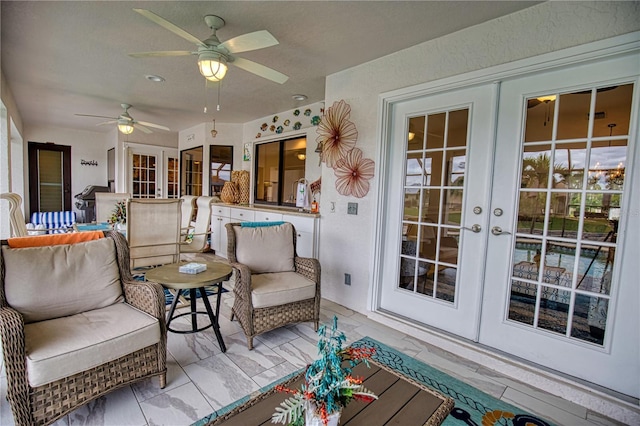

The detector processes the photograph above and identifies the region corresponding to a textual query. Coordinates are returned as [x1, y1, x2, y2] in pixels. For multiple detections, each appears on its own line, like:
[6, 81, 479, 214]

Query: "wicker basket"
[236, 171, 250, 205]
[220, 181, 238, 204]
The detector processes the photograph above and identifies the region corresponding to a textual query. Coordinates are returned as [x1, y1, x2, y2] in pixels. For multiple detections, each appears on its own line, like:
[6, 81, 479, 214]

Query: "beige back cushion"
[2, 237, 124, 323]
[234, 223, 295, 273]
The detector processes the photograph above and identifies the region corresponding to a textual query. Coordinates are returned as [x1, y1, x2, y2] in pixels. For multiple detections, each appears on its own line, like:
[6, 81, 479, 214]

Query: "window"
[181, 146, 203, 196]
[254, 137, 306, 206]
[210, 145, 233, 196]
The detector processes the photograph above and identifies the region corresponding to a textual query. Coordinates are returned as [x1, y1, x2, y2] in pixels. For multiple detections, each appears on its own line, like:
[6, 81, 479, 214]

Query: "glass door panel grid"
[132, 153, 157, 199]
[509, 84, 632, 346]
[167, 157, 178, 198]
[400, 108, 468, 303]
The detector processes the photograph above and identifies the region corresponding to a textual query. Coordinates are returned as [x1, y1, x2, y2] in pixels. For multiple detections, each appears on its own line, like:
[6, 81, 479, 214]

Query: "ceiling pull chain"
[203, 79, 209, 113]
[217, 81, 221, 112]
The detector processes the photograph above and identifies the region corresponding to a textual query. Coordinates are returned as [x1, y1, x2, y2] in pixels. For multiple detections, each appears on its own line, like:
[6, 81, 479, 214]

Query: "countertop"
[211, 203, 319, 218]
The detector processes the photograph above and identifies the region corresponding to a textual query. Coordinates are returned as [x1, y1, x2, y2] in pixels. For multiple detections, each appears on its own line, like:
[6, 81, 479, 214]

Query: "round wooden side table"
[145, 261, 232, 352]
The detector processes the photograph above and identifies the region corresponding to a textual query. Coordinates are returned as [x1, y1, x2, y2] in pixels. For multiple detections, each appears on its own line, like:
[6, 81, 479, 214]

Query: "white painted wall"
[179, 121, 243, 196]
[24, 125, 111, 218]
[115, 129, 178, 193]
[243, 101, 324, 187]
[1, 70, 25, 238]
[319, 1, 640, 312]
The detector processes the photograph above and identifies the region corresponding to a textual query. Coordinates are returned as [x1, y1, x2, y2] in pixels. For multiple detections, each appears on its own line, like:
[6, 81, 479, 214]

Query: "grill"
[74, 185, 110, 223]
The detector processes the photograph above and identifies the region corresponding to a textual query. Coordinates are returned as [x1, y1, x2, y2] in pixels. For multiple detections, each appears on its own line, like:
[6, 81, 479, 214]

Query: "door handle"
[491, 226, 512, 236]
[462, 224, 482, 233]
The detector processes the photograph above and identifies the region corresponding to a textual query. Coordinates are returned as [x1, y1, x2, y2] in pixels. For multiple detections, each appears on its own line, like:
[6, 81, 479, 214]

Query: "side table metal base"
[165, 283, 227, 352]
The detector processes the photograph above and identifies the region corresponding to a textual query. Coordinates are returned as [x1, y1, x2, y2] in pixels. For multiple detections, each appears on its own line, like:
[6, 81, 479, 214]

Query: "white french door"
[379, 84, 497, 340]
[480, 54, 639, 397]
[128, 146, 179, 198]
[165, 154, 179, 199]
[378, 51, 639, 397]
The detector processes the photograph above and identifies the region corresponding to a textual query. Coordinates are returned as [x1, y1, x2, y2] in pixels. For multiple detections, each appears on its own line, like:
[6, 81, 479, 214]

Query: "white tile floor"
[0, 256, 632, 426]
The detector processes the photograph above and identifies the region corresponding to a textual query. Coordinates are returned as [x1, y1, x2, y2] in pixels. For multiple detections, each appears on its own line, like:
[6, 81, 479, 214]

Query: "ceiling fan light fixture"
[118, 122, 135, 135]
[198, 53, 228, 81]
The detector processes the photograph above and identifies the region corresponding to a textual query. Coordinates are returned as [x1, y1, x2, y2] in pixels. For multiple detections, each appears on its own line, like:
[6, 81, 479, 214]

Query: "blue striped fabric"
[30, 211, 77, 233]
[240, 221, 285, 228]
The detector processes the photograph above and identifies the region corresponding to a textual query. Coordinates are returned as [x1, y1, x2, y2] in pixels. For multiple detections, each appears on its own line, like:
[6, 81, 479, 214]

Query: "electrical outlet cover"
[347, 202, 358, 215]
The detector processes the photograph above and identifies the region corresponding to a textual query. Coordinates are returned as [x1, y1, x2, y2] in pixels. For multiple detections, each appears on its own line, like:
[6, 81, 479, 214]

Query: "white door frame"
[370, 33, 640, 397]
[377, 83, 498, 340]
[124, 142, 178, 198]
[372, 32, 640, 312]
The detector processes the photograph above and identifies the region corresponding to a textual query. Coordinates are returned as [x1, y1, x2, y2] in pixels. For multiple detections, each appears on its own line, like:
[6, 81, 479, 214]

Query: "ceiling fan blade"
[232, 57, 289, 84]
[129, 50, 193, 58]
[137, 121, 170, 131]
[134, 8, 207, 48]
[134, 124, 153, 134]
[96, 120, 118, 126]
[219, 30, 278, 54]
[75, 114, 118, 120]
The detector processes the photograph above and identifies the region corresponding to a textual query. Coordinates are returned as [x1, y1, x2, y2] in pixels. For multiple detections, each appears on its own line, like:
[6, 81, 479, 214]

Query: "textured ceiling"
[1, 1, 540, 136]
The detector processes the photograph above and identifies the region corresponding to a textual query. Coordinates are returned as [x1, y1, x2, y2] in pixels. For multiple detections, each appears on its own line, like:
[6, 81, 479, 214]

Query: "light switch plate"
[347, 202, 358, 215]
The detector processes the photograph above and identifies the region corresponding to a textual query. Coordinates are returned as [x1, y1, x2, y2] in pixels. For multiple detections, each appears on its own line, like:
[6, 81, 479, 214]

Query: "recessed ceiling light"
[292, 94, 308, 101]
[145, 74, 165, 83]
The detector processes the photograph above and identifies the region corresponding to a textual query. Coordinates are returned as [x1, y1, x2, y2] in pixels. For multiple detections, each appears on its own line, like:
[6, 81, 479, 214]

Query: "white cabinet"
[230, 207, 255, 222]
[283, 214, 319, 259]
[210, 206, 230, 258]
[255, 211, 283, 223]
[209, 204, 319, 259]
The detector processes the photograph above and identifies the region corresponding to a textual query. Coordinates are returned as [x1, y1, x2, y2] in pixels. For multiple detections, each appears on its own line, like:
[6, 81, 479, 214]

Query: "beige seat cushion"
[251, 271, 316, 309]
[24, 303, 160, 387]
[234, 223, 295, 273]
[2, 237, 124, 323]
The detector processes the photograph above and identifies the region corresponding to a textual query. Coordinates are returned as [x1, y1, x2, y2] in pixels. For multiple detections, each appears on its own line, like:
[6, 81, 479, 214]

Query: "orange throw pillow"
[7, 231, 104, 248]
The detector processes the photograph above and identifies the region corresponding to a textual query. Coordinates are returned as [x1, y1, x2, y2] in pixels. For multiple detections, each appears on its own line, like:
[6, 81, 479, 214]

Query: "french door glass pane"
[132, 154, 157, 198]
[399, 108, 467, 303]
[167, 157, 179, 198]
[508, 83, 632, 346]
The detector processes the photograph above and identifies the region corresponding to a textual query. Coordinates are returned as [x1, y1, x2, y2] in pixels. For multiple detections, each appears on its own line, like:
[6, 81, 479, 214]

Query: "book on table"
[179, 263, 207, 274]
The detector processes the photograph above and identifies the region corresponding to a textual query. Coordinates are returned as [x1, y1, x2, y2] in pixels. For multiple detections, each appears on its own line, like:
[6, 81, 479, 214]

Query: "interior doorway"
[27, 141, 71, 216]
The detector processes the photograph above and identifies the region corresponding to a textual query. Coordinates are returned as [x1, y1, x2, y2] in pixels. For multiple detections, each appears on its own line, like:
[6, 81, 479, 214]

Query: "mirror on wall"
[181, 146, 203, 196]
[210, 145, 233, 196]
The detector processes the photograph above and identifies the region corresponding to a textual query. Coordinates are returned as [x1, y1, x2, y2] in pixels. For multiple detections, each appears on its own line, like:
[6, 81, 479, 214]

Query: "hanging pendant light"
[211, 119, 218, 138]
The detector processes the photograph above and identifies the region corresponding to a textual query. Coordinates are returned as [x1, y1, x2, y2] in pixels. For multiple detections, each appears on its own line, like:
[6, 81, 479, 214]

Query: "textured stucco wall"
[24, 124, 111, 217]
[319, 1, 640, 312]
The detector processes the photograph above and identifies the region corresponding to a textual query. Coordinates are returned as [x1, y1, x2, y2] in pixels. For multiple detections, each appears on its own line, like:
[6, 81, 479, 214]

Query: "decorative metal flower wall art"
[315, 100, 358, 168]
[334, 148, 375, 198]
[316, 99, 375, 198]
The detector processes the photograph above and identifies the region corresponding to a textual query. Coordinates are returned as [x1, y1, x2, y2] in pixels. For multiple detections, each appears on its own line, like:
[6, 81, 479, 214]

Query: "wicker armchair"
[226, 222, 321, 349]
[0, 230, 167, 426]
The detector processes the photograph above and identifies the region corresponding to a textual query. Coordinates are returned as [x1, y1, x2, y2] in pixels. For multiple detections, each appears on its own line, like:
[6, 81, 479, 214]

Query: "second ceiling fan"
[129, 9, 289, 84]
[75, 104, 170, 135]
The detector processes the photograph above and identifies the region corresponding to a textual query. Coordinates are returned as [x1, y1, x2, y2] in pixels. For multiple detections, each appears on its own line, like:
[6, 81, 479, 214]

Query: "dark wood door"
[28, 142, 72, 216]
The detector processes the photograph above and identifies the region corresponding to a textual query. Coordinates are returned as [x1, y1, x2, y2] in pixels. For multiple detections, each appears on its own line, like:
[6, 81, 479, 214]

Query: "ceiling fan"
[129, 9, 289, 84]
[75, 103, 170, 135]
